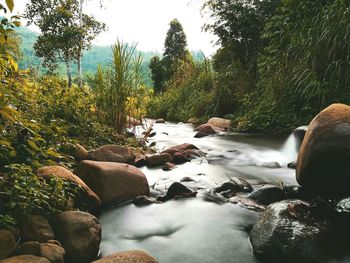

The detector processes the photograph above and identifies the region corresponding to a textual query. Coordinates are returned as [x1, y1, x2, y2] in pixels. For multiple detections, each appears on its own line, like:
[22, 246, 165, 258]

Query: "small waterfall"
[280, 126, 308, 165]
[280, 134, 299, 164]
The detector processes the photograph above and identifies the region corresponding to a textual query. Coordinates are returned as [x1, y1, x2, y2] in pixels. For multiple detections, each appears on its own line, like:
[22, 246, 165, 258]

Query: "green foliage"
[147, 56, 216, 122]
[0, 164, 83, 228]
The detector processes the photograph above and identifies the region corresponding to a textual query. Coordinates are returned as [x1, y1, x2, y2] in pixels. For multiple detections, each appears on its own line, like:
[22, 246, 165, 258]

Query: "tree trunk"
[77, 0, 84, 87]
[66, 59, 72, 87]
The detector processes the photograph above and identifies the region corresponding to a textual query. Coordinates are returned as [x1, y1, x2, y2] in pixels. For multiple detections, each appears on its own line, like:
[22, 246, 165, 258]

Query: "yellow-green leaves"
[5, 0, 14, 13]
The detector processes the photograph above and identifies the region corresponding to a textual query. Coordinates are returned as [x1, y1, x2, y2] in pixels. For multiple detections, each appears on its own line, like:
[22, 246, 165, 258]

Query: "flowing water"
[99, 121, 300, 263]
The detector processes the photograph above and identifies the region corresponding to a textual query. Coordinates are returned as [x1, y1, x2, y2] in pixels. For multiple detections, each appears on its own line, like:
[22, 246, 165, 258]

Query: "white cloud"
[14, 0, 218, 56]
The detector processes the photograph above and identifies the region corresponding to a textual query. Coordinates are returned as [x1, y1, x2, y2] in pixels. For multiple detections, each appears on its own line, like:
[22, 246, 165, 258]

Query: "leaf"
[5, 0, 14, 12]
[27, 140, 41, 152]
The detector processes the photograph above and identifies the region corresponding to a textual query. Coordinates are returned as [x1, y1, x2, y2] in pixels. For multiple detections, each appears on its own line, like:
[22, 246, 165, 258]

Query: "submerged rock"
[261, 162, 281, 169]
[288, 161, 297, 169]
[155, 118, 165, 123]
[248, 185, 286, 205]
[250, 200, 331, 263]
[146, 153, 173, 167]
[194, 124, 217, 136]
[92, 250, 159, 263]
[158, 182, 197, 202]
[133, 196, 159, 206]
[214, 181, 244, 198]
[297, 103, 350, 198]
[230, 196, 265, 212]
[75, 161, 150, 206]
[51, 211, 101, 263]
[162, 162, 176, 171]
[180, 177, 196, 182]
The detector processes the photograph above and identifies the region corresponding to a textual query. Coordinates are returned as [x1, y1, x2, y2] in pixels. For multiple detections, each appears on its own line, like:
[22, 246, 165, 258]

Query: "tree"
[25, 0, 105, 87]
[149, 55, 165, 94]
[162, 19, 189, 80]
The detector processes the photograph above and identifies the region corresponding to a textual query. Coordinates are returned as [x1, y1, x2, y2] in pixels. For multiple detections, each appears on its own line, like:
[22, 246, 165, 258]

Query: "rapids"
[99, 121, 300, 263]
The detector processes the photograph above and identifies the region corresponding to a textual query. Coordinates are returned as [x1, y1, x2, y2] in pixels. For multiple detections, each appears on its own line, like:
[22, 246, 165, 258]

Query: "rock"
[170, 143, 199, 152]
[51, 211, 101, 263]
[283, 185, 312, 200]
[74, 144, 89, 161]
[187, 117, 200, 124]
[214, 181, 243, 198]
[158, 182, 197, 202]
[297, 104, 350, 198]
[88, 145, 136, 165]
[0, 230, 16, 259]
[194, 131, 210, 138]
[155, 118, 165, 123]
[287, 161, 297, 169]
[335, 198, 350, 215]
[36, 166, 101, 212]
[20, 215, 55, 243]
[162, 162, 176, 171]
[135, 153, 147, 168]
[180, 177, 196, 182]
[92, 250, 159, 263]
[172, 152, 190, 164]
[250, 200, 331, 262]
[261, 162, 281, 169]
[230, 196, 265, 212]
[194, 124, 216, 135]
[133, 196, 159, 206]
[0, 255, 50, 263]
[40, 243, 65, 263]
[207, 117, 231, 130]
[148, 132, 156, 137]
[146, 153, 173, 167]
[229, 177, 253, 193]
[293, 125, 308, 148]
[182, 149, 206, 158]
[75, 161, 150, 206]
[12, 241, 40, 256]
[248, 185, 286, 205]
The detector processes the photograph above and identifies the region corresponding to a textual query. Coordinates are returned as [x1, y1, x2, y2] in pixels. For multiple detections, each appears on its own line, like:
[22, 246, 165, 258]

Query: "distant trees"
[149, 19, 189, 94]
[24, 0, 105, 87]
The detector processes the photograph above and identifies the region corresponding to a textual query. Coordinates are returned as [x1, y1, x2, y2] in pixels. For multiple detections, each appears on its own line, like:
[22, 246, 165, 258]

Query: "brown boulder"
[92, 250, 159, 263]
[296, 103, 350, 197]
[162, 162, 176, 171]
[36, 166, 101, 212]
[146, 153, 173, 167]
[194, 124, 217, 135]
[0, 230, 16, 259]
[0, 255, 50, 263]
[207, 117, 231, 130]
[172, 152, 190, 164]
[75, 161, 149, 206]
[51, 211, 101, 263]
[12, 241, 41, 256]
[135, 153, 147, 168]
[170, 143, 199, 152]
[183, 149, 206, 158]
[20, 215, 55, 243]
[74, 144, 89, 161]
[88, 145, 135, 165]
[40, 243, 65, 263]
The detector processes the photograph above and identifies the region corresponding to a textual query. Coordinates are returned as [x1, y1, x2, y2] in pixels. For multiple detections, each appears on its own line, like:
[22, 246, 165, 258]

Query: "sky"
[14, 0, 218, 56]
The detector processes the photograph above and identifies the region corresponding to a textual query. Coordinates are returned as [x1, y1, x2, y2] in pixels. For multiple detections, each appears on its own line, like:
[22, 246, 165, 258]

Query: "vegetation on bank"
[147, 0, 350, 134]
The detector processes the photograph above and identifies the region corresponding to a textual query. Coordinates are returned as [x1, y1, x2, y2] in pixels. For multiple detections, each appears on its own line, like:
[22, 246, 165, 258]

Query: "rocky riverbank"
[2, 104, 350, 263]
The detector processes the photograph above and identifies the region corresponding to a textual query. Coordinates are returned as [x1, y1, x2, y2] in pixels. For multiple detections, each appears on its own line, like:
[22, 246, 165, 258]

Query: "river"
[98, 121, 300, 263]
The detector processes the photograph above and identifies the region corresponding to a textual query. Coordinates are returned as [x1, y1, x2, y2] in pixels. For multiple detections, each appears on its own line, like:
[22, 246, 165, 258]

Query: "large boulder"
[207, 117, 231, 130]
[92, 250, 159, 263]
[51, 211, 101, 263]
[75, 161, 149, 206]
[0, 255, 50, 263]
[40, 243, 65, 263]
[0, 230, 16, 259]
[88, 145, 136, 165]
[36, 166, 101, 212]
[12, 241, 41, 256]
[20, 215, 55, 243]
[296, 104, 350, 197]
[250, 200, 330, 263]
